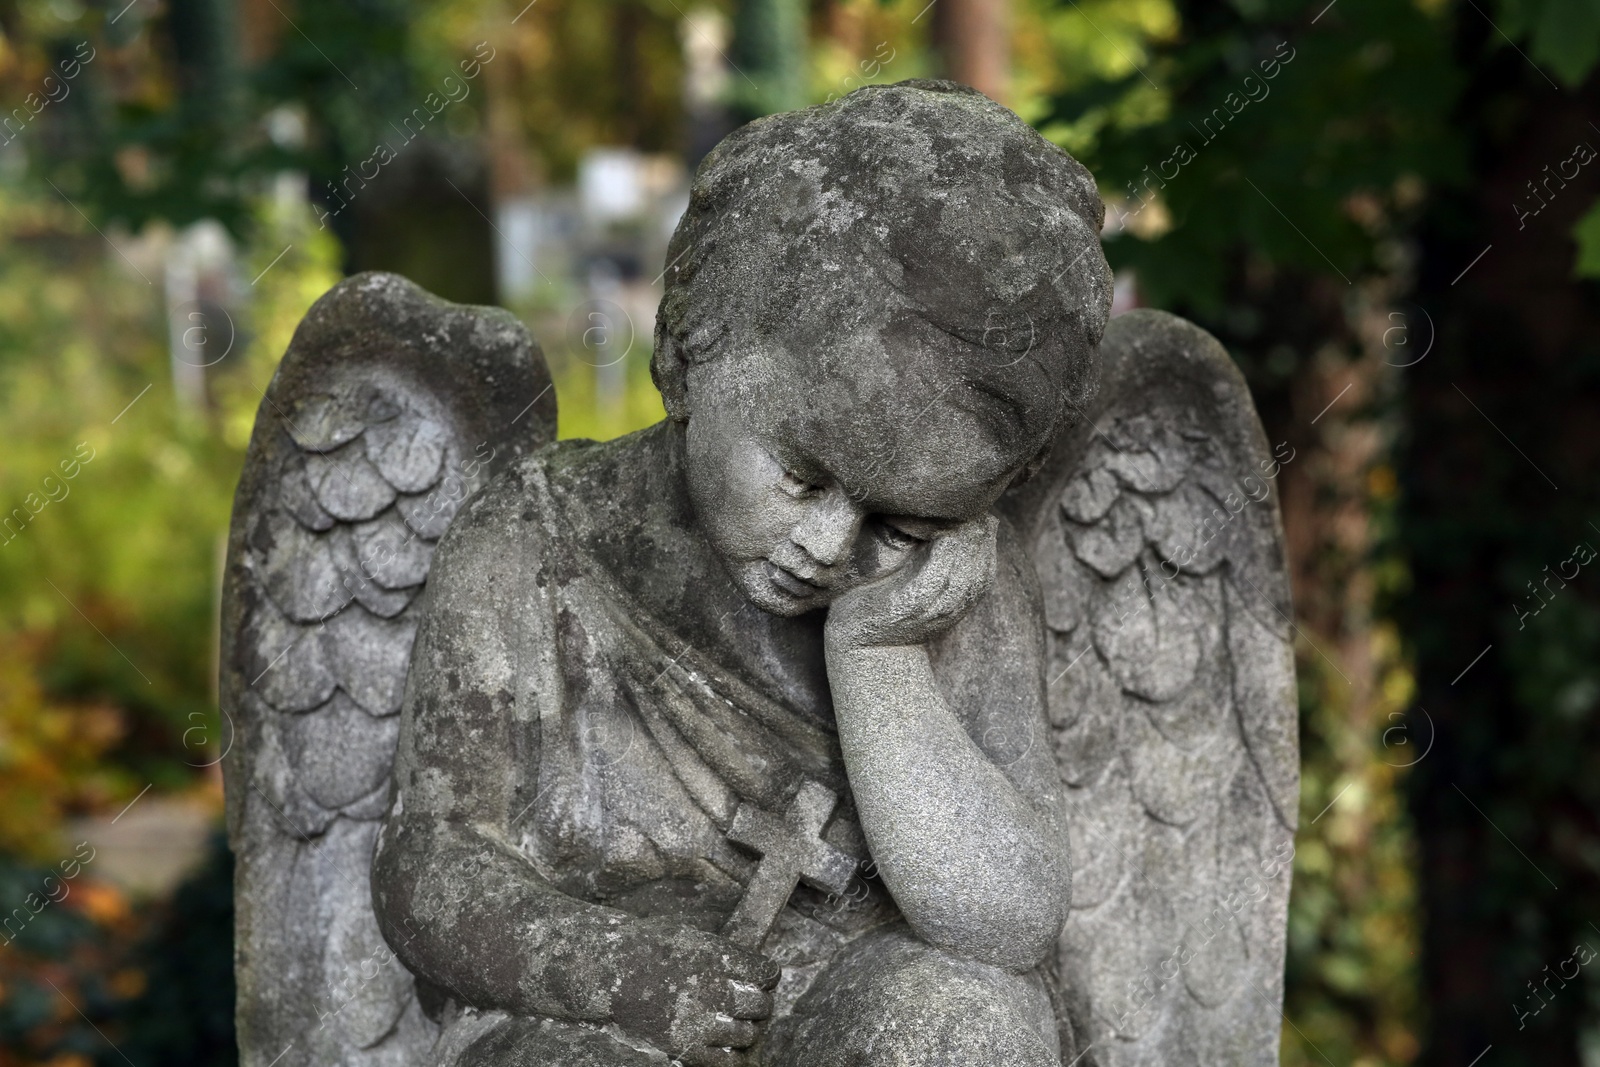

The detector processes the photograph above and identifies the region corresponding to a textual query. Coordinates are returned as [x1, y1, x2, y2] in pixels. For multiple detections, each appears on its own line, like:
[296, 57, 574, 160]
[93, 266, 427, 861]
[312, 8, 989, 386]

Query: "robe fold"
[470, 450, 895, 1016]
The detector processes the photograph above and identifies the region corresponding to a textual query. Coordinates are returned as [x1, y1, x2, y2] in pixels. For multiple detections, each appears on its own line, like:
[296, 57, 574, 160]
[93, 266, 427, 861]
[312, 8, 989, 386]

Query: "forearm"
[371, 814, 647, 1021]
[825, 642, 1068, 970]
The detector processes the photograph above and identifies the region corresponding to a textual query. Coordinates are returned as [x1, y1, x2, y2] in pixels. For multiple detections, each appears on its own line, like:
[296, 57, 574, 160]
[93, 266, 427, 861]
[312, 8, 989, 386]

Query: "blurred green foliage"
[0, 154, 340, 1065]
[1045, 0, 1463, 312]
[1494, 0, 1600, 87]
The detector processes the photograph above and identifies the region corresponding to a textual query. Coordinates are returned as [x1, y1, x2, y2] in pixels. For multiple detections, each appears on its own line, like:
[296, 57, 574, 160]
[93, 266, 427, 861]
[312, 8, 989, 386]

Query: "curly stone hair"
[652, 79, 1113, 462]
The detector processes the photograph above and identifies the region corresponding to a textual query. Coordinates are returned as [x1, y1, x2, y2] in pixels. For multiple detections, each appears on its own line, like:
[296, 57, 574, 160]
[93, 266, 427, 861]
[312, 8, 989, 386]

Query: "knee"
[861, 960, 1060, 1066]
[772, 930, 1061, 1067]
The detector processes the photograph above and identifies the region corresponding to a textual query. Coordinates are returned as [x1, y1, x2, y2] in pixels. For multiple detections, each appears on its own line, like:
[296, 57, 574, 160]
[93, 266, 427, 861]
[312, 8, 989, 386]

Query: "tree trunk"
[1403, 24, 1600, 1067]
[932, 0, 1009, 104]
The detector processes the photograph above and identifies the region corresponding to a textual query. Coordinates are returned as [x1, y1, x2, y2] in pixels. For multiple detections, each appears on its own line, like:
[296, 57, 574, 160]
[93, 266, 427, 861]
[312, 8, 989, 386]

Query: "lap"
[436, 926, 1068, 1067]
[763, 924, 1065, 1067]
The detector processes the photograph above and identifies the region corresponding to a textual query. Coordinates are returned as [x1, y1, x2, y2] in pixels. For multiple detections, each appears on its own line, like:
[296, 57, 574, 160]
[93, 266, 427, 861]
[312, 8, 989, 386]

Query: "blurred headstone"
[68, 794, 217, 899]
[346, 139, 499, 307]
[580, 148, 647, 222]
[495, 196, 542, 299]
[682, 6, 734, 168]
[164, 219, 238, 415]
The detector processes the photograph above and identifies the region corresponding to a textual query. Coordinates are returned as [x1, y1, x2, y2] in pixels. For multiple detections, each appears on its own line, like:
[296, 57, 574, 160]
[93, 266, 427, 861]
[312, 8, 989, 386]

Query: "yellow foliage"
[67, 881, 130, 927]
[0, 639, 129, 863]
[108, 967, 147, 1000]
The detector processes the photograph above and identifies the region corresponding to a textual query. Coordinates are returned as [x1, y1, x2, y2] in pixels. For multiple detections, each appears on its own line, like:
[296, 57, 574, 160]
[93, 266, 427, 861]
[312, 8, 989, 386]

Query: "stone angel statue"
[222, 80, 1298, 1067]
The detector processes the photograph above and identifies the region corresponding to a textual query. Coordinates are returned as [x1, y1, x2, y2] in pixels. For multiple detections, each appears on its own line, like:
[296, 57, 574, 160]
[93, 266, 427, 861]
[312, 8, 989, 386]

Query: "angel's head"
[652, 80, 1114, 616]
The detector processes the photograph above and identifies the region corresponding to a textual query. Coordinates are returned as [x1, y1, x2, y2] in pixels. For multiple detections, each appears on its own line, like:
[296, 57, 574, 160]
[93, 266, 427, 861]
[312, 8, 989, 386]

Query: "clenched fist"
[608, 921, 781, 1066]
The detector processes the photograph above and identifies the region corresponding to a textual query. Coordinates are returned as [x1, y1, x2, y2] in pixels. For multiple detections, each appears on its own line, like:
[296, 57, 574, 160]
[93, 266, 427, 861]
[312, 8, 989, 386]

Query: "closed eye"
[778, 468, 821, 499]
[874, 520, 926, 551]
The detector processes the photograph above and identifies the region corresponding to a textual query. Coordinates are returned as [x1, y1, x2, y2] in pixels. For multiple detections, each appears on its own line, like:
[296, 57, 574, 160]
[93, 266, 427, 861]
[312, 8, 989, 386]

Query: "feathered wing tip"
[1001, 309, 1298, 1067]
[219, 273, 556, 1067]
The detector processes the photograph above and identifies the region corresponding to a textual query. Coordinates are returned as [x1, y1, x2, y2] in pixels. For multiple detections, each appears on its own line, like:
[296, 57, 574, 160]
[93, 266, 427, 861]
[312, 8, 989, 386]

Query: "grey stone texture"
[223, 81, 1297, 1067]
[221, 271, 554, 1066]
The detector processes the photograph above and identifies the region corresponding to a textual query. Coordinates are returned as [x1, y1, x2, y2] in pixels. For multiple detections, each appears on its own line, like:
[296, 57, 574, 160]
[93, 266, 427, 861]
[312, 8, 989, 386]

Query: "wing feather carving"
[221, 273, 555, 1066]
[1002, 308, 1297, 1066]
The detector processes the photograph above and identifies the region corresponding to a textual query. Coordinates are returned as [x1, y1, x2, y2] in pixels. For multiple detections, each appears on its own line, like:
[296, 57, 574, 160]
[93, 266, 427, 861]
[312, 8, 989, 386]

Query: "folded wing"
[221, 273, 556, 1066]
[1001, 309, 1298, 1066]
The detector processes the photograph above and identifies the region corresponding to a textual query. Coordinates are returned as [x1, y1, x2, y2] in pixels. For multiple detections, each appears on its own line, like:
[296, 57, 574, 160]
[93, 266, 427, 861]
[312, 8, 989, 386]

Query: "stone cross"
[722, 779, 859, 950]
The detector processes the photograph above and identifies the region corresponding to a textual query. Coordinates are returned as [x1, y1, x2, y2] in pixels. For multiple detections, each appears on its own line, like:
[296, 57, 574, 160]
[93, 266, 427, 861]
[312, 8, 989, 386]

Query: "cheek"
[685, 430, 795, 558]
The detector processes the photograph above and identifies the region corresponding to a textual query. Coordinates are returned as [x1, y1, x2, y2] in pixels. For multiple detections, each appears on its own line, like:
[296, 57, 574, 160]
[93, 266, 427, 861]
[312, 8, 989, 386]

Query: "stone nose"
[790, 490, 863, 568]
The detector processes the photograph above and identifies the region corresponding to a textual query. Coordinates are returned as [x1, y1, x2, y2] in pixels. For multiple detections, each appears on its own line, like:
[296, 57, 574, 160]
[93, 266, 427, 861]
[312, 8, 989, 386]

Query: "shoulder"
[411, 452, 558, 656]
[440, 446, 556, 544]
[403, 451, 580, 730]
[428, 440, 599, 584]
[993, 511, 1043, 617]
[966, 511, 1044, 647]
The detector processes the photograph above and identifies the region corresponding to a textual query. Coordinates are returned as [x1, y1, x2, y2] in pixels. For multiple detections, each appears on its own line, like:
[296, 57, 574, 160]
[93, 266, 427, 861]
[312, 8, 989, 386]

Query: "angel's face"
[681, 344, 1027, 617]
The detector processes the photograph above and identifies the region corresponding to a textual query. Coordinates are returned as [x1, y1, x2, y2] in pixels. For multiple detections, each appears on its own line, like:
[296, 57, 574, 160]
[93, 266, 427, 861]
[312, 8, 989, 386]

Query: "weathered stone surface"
[221, 270, 554, 1067]
[223, 81, 1295, 1067]
[1006, 307, 1299, 1066]
[365, 413, 448, 493]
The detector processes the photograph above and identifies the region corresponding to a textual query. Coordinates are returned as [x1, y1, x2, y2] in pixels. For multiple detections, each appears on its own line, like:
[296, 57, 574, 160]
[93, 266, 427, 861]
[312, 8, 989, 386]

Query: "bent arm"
[369, 478, 627, 1018]
[825, 520, 1068, 972]
[369, 475, 768, 1041]
[373, 809, 703, 1023]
